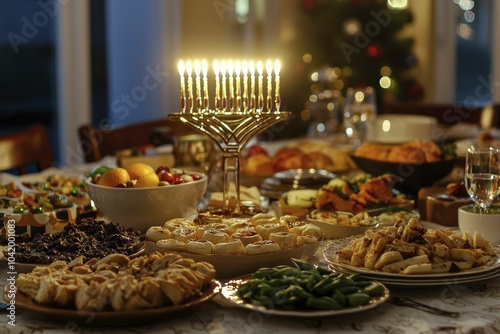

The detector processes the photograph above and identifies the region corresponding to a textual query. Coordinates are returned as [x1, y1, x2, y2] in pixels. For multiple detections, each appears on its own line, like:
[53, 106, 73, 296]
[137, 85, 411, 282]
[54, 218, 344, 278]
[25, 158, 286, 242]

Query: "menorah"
[168, 59, 290, 213]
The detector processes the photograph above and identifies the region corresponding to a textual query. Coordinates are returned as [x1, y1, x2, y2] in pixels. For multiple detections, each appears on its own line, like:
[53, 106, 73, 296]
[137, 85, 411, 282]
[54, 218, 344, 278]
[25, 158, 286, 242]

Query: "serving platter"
[147, 241, 319, 278]
[218, 274, 389, 317]
[8, 280, 220, 326]
[323, 239, 500, 285]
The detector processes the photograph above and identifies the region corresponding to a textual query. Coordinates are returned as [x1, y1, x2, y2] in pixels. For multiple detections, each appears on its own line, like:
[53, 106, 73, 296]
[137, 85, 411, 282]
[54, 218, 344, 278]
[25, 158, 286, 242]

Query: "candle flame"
[186, 60, 193, 77]
[249, 61, 255, 76]
[241, 60, 248, 75]
[220, 60, 227, 76]
[235, 60, 241, 76]
[213, 60, 219, 76]
[202, 59, 208, 77]
[266, 60, 273, 76]
[257, 61, 263, 76]
[194, 60, 201, 77]
[274, 60, 281, 76]
[178, 60, 185, 76]
[227, 60, 234, 76]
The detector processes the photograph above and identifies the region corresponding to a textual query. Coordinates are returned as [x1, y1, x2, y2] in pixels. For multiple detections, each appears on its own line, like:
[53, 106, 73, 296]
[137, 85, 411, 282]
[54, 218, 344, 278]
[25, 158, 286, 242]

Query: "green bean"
[363, 283, 385, 296]
[236, 262, 386, 311]
[336, 286, 361, 294]
[348, 292, 372, 307]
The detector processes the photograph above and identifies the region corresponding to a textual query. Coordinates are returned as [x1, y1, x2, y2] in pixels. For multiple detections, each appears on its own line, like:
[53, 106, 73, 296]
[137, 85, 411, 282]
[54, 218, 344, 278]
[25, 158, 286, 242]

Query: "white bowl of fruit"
[86, 163, 207, 232]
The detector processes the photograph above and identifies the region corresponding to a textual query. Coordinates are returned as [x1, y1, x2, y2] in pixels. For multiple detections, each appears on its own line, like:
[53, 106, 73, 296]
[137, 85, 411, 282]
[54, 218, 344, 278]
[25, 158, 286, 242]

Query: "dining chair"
[78, 119, 195, 162]
[382, 101, 500, 129]
[0, 124, 54, 175]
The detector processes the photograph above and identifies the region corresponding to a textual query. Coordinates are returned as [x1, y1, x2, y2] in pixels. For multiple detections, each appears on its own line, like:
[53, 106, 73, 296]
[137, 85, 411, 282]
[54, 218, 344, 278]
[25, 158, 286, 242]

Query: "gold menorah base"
[168, 111, 291, 213]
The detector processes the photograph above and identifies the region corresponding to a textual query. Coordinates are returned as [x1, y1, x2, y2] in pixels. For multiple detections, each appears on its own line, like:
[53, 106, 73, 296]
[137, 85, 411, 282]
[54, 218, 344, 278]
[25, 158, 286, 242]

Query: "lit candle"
[235, 60, 241, 113]
[194, 60, 202, 112]
[178, 60, 186, 113]
[220, 60, 227, 113]
[186, 60, 193, 113]
[274, 60, 281, 112]
[202, 59, 209, 111]
[213, 60, 220, 112]
[249, 61, 256, 111]
[242, 60, 248, 113]
[266, 60, 273, 112]
[227, 60, 234, 113]
[257, 61, 264, 112]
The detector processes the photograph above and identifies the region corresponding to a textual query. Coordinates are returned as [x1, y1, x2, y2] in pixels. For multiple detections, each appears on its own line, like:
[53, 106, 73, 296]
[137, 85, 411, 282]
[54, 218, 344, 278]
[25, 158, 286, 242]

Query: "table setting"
[2, 59, 500, 334]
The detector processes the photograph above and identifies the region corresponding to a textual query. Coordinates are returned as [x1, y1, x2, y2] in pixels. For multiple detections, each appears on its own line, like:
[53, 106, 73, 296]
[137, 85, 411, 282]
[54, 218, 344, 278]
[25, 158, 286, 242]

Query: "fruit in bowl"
[86, 163, 207, 232]
[458, 204, 500, 245]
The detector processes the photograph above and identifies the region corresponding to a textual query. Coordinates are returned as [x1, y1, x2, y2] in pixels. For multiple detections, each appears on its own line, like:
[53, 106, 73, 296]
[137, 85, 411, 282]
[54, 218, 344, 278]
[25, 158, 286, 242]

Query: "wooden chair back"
[78, 119, 195, 162]
[382, 101, 500, 129]
[0, 124, 54, 174]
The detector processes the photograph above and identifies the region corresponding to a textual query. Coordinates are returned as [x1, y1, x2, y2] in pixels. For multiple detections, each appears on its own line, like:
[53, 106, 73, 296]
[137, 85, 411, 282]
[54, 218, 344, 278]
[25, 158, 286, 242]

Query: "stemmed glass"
[343, 86, 377, 147]
[464, 146, 500, 232]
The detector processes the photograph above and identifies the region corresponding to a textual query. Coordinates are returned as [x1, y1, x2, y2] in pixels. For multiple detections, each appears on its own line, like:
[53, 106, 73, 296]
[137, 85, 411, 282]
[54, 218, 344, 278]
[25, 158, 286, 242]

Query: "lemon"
[134, 172, 160, 188]
[125, 163, 155, 180]
[96, 168, 131, 187]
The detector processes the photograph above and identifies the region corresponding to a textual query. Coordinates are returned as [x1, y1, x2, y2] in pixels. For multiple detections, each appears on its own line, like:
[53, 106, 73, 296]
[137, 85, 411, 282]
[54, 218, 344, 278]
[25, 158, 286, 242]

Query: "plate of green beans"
[220, 259, 389, 317]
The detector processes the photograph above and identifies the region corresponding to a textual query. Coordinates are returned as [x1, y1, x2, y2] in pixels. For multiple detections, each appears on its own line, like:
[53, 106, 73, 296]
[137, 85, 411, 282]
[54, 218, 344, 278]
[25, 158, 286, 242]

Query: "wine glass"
[464, 146, 500, 233]
[343, 86, 377, 147]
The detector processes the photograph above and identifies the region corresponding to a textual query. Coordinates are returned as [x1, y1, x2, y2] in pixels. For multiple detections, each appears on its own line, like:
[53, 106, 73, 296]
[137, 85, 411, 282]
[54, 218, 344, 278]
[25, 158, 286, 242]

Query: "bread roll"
[297, 235, 318, 246]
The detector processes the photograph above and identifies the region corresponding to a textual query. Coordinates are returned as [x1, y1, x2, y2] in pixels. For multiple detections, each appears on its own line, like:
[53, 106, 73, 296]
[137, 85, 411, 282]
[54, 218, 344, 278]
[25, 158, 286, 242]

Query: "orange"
[134, 172, 160, 188]
[96, 168, 131, 187]
[125, 163, 155, 180]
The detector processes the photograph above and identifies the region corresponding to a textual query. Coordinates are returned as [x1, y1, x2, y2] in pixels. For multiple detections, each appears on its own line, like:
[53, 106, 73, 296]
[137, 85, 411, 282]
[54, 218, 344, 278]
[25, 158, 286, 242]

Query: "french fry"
[374, 251, 403, 270]
[381, 255, 430, 273]
[400, 263, 433, 275]
[336, 218, 497, 275]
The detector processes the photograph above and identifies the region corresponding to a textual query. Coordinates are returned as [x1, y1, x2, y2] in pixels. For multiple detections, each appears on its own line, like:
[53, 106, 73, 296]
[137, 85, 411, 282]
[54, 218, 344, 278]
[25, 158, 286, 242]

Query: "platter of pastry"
[7, 251, 219, 326]
[323, 218, 500, 285]
[145, 213, 322, 278]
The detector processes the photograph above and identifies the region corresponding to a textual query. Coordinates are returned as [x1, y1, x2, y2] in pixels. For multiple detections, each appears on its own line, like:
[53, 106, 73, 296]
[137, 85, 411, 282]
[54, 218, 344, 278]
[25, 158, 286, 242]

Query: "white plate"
[323, 239, 500, 279]
[328, 263, 500, 286]
[147, 241, 320, 279]
[219, 275, 389, 317]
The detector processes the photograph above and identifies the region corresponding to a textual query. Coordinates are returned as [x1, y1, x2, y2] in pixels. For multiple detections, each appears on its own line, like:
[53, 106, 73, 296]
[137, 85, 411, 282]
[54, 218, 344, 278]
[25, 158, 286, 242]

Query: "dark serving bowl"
[350, 155, 456, 195]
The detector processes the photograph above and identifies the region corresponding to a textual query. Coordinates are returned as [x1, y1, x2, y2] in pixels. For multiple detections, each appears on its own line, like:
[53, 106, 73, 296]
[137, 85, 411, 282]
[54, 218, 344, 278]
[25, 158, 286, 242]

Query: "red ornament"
[367, 44, 380, 58]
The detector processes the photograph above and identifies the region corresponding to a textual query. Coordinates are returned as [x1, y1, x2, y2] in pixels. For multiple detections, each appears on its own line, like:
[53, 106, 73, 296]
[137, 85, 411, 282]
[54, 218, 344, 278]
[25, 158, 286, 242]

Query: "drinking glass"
[464, 146, 500, 231]
[343, 86, 377, 147]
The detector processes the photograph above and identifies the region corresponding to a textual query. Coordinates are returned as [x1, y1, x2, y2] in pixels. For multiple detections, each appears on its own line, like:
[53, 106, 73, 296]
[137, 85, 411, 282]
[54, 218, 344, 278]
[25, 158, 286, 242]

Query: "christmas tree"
[300, 0, 424, 106]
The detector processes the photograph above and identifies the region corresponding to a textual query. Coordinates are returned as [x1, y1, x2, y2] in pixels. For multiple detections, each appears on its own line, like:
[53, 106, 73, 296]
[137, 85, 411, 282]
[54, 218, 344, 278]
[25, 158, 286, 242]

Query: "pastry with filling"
[255, 222, 288, 240]
[146, 226, 171, 242]
[163, 218, 193, 231]
[202, 229, 230, 244]
[171, 227, 196, 242]
[231, 229, 262, 246]
[269, 231, 296, 249]
[245, 240, 281, 255]
[185, 239, 214, 255]
[214, 239, 245, 255]
[155, 239, 186, 252]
